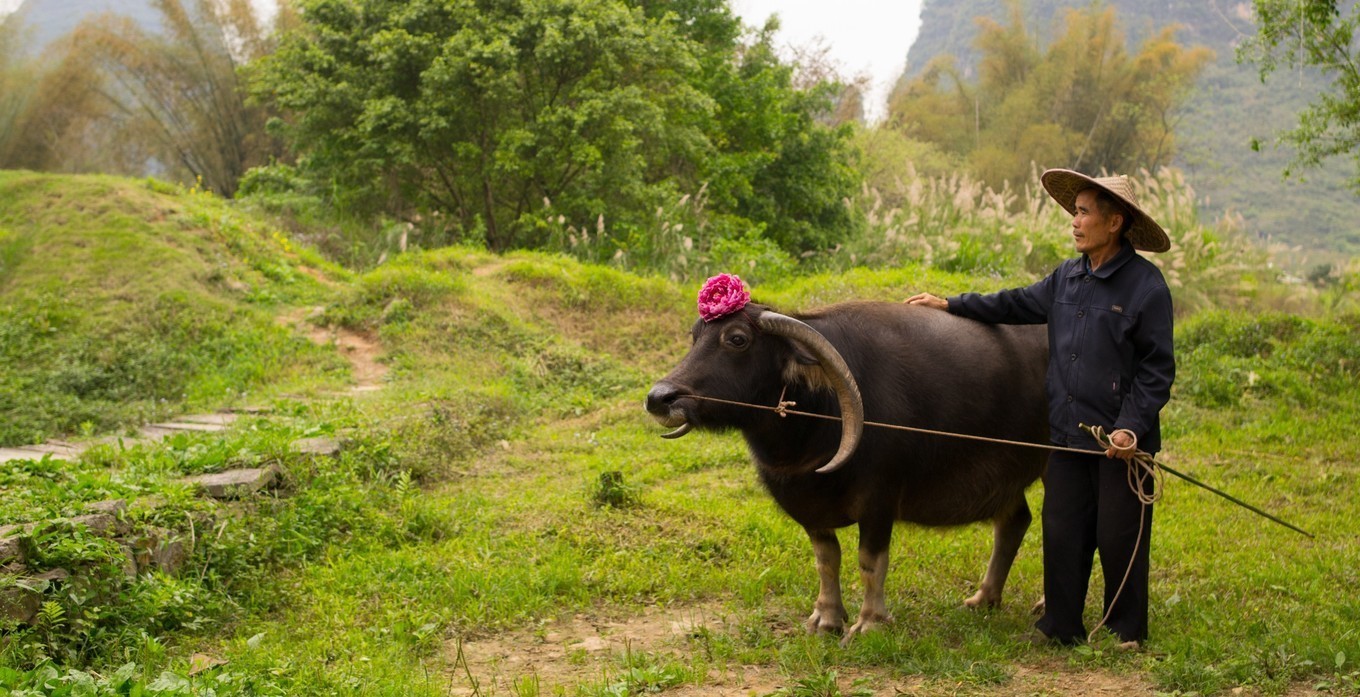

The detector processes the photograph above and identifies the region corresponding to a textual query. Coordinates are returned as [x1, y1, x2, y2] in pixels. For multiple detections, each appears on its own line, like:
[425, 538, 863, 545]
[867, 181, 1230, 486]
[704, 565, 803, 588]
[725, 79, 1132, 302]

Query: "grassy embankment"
[1, 172, 1358, 695]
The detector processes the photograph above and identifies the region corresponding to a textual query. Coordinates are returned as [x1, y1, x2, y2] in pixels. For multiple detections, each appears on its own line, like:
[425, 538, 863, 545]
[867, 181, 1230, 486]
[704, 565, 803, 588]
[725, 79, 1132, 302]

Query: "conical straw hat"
[1040, 169, 1170, 253]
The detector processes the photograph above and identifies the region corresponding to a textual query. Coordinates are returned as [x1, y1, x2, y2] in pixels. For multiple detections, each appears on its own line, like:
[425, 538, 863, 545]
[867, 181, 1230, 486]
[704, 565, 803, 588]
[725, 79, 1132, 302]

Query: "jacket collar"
[1066, 239, 1137, 279]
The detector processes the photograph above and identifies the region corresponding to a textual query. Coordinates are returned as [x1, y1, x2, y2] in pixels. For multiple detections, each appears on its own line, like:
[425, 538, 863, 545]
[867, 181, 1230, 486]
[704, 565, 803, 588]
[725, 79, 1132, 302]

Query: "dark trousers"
[1035, 450, 1154, 644]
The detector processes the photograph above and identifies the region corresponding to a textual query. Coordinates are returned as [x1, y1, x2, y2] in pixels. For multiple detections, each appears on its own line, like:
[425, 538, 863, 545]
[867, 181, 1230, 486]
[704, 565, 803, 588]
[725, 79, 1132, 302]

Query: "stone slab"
[0, 448, 63, 463]
[183, 465, 281, 499]
[291, 437, 342, 457]
[149, 421, 228, 433]
[138, 426, 182, 439]
[15, 442, 85, 458]
[174, 413, 238, 427]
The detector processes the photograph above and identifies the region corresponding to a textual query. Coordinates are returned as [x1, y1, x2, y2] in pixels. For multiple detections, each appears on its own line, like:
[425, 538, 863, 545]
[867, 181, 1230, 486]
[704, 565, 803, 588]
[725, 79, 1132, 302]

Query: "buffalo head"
[645, 304, 865, 473]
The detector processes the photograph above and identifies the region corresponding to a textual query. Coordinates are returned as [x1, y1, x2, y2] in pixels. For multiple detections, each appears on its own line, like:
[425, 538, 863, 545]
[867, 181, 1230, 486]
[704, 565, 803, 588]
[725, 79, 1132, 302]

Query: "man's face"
[1071, 189, 1122, 258]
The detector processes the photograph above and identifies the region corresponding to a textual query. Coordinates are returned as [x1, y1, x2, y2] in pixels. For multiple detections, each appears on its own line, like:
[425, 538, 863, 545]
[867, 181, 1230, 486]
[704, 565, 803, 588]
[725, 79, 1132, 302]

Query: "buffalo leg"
[965, 495, 1032, 608]
[844, 518, 893, 644]
[805, 528, 849, 634]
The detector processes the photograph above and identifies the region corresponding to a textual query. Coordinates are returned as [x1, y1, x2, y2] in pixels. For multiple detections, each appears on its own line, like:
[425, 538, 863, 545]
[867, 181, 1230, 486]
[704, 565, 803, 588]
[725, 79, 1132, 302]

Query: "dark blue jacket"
[947, 241, 1175, 453]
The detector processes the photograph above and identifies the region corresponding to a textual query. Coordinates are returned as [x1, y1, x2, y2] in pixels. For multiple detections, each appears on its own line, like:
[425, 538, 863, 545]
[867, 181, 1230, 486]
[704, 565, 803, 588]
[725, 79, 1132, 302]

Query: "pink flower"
[698, 273, 750, 322]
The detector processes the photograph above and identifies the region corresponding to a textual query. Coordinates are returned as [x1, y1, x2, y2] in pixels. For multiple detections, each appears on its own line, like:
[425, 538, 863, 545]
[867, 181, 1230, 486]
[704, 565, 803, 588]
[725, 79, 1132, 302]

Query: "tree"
[886, 3, 1211, 189]
[71, 0, 283, 195]
[1239, 0, 1360, 189]
[0, 14, 138, 174]
[255, 0, 857, 255]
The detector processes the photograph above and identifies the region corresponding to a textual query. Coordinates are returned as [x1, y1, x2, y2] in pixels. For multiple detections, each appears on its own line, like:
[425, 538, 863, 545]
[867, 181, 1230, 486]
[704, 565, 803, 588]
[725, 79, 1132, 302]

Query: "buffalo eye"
[721, 328, 751, 351]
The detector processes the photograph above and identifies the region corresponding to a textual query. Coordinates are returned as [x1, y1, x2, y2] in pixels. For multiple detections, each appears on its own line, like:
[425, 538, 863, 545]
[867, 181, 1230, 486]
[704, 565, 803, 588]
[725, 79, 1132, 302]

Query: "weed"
[590, 471, 640, 510]
[766, 670, 874, 697]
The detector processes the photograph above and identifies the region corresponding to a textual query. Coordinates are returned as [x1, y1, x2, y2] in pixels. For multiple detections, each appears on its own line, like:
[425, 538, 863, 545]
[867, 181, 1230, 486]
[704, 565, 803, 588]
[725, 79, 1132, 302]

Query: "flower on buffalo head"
[697, 273, 750, 322]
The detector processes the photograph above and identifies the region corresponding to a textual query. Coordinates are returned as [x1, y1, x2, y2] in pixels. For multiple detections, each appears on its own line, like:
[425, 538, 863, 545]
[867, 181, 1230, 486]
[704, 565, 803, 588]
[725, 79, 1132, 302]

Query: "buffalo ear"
[782, 341, 834, 393]
[790, 341, 819, 366]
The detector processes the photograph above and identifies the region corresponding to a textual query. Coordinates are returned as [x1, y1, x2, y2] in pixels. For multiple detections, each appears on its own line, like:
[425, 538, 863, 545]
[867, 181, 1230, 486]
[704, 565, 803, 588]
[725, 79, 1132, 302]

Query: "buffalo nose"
[645, 382, 681, 415]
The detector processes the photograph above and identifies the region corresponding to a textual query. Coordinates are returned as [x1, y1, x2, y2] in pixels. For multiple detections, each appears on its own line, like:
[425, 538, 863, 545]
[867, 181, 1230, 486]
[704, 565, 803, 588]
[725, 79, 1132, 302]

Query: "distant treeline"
[1, 0, 1351, 277]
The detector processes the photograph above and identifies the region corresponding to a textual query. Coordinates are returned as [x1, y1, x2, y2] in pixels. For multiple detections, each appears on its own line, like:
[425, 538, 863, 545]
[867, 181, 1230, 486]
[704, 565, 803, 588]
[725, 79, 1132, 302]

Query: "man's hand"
[1105, 428, 1138, 461]
[905, 293, 948, 311]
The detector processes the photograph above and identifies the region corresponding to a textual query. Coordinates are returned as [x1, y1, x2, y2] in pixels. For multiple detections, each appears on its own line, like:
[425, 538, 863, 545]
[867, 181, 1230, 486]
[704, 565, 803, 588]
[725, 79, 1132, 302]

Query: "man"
[906, 169, 1175, 649]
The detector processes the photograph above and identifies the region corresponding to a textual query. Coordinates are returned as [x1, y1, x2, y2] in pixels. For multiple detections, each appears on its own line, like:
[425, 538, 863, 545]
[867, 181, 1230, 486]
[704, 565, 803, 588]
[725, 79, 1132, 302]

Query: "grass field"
[2, 174, 1358, 695]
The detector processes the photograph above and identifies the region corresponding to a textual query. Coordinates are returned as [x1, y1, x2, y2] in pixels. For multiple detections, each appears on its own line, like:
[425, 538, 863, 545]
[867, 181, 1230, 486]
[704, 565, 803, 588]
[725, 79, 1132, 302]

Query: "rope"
[1082, 424, 1162, 644]
[681, 393, 1312, 538]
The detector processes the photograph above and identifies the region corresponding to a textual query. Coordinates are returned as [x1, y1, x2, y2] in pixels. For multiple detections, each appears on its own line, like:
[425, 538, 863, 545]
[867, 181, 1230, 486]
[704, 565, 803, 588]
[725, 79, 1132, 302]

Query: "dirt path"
[442, 605, 1167, 696]
[277, 307, 388, 390]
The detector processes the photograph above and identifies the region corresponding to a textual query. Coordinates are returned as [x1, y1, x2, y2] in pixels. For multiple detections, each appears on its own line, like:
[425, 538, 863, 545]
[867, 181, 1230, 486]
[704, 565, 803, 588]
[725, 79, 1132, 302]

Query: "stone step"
[0, 448, 65, 463]
[174, 413, 239, 427]
[14, 442, 86, 458]
[182, 465, 282, 499]
[147, 421, 229, 433]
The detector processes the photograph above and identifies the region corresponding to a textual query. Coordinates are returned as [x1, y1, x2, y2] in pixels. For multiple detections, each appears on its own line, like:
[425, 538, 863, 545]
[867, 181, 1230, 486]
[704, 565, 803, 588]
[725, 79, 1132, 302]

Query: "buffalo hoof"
[1030, 595, 1046, 616]
[841, 612, 893, 646]
[963, 588, 1002, 609]
[805, 606, 848, 635]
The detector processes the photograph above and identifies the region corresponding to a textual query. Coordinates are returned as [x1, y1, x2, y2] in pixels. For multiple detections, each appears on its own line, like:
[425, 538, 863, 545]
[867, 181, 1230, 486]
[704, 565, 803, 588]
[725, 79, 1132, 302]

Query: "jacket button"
[1066, 395, 1074, 402]
[1070, 354, 1078, 361]
[1077, 310, 1085, 318]
[1083, 276, 1092, 283]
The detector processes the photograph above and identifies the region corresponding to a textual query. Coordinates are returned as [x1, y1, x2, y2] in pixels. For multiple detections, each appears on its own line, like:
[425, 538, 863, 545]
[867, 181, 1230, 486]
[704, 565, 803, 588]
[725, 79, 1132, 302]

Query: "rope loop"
[774, 386, 796, 418]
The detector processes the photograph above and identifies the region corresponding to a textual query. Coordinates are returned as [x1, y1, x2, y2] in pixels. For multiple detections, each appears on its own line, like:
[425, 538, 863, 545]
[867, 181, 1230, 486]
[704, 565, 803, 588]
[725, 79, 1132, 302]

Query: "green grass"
[2, 175, 1359, 695]
[0, 172, 353, 446]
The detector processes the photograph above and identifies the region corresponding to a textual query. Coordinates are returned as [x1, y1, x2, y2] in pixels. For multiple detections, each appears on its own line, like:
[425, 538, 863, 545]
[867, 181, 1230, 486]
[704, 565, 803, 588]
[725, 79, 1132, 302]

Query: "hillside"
[902, 0, 1358, 262]
[1, 173, 1357, 693]
[0, 172, 349, 446]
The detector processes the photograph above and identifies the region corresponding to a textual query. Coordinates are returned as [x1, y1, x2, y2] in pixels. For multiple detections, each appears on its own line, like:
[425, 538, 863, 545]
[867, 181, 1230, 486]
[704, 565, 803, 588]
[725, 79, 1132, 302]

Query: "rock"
[291, 437, 342, 457]
[0, 522, 38, 539]
[69, 513, 122, 536]
[132, 527, 192, 575]
[31, 568, 69, 583]
[84, 499, 128, 517]
[0, 536, 25, 574]
[0, 583, 41, 625]
[118, 544, 139, 578]
[183, 465, 281, 499]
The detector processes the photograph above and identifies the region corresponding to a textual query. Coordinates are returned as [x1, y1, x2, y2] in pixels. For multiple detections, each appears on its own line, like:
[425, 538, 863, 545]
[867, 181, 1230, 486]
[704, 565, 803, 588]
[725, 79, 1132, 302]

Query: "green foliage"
[887, 3, 1212, 191]
[1239, 0, 1360, 191]
[1177, 311, 1360, 409]
[253, 0, 858, 270]
[258, 0, 714, 250]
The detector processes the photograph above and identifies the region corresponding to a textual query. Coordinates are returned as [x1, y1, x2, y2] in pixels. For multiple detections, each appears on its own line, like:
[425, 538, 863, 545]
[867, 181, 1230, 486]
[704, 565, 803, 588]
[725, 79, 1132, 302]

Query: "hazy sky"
[731, 0, 924, 121]
[1, 0, 924, 120]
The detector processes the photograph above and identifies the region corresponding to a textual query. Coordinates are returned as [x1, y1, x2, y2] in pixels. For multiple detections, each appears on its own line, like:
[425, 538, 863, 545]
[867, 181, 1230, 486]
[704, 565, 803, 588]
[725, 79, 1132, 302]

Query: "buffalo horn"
[755, 312, 864, 473]
[660, 422, 692, 439]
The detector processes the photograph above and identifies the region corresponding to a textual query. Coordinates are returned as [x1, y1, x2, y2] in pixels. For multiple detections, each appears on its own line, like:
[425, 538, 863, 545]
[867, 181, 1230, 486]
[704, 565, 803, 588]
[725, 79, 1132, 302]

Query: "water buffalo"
[645, 299, 1048, 641]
